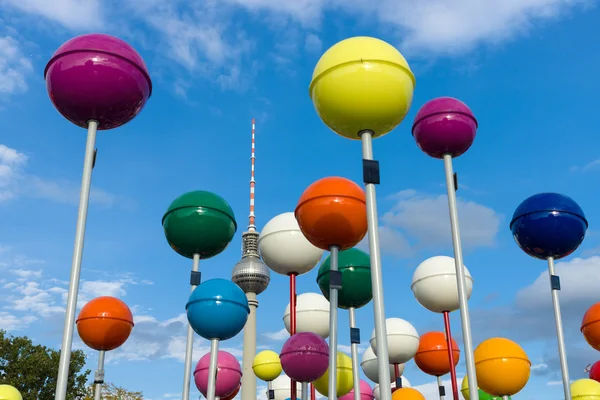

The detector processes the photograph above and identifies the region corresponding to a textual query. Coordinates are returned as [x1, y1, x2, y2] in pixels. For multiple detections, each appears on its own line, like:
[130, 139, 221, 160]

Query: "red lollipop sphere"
[295, 177, 367, 250]
[414, 331, 459, 377]
[582, 303, 600, 351]
[76, 296, 134, 351]
[412, 97, 478, 159]
[590, 361, 600, 382]
[44, 33, 152, 130]
[280, 332, 329, 382]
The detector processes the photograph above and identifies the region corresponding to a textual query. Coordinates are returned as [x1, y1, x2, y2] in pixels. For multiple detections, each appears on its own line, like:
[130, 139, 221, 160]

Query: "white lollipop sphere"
[360, 346, 400, 384]
[370, 318, 419, 364]
[259, 212, 324, 276]
[271, 374, 303, 400]
[283, 292, 330, 338]
[373, 377, 412, 400]
[411, 255, 474, 313]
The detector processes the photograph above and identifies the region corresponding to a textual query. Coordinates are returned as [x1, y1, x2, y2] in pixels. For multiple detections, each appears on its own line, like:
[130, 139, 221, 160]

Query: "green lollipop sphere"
[317, 248, 372, 309]
[162, 190, 237, 259]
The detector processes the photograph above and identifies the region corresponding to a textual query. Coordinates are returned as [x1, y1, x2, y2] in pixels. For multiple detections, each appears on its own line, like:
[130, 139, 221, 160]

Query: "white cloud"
[0, 0, 104, 30]
[0, 36, 33, 96]
[262, 328, 289, 341]
[304, 33, 322, 53]
[571, 159, 600, 173]
[411, 377, 464, 400]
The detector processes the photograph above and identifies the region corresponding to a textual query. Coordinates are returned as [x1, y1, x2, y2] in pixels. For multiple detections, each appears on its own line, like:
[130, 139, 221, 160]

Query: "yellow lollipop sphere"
[253, 350, 283, 382]
[572, 378, 600, 399]
[313, 352, 353, 397]
[474, 338, 531, 396]
[0, 385, 22, 400]
[460, 376, 471, 400]
[309, 36, 416, 140]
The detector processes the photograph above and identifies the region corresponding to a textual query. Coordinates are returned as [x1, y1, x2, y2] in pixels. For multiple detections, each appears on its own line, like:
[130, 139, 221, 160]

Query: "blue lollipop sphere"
[510, 193, 588, 260]
[186, 278, 250, 340]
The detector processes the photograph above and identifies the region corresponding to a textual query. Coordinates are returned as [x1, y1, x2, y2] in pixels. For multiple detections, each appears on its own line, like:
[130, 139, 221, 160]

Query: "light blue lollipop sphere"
[186, 278, 250, 340]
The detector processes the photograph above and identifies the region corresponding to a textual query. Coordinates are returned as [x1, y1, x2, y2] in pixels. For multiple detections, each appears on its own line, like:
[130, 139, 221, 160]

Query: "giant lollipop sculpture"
[0, 385, 22, 400]
[259, 212, 324, 399]
[163, 190, 237, 400]
[194, 351, 242, 400]
[253, 350, 283, 399]
[411, 255, 473, 400]
[361, 346, 399, 386]
[76, 296, 134, 400]
[186, 278, 250, 400]
[271, 375, 303, 400]
[510, 192, 587, 399]
[318, 248, 372, 400]
[582, 303, 600, 352]
[45, 33, 151, 400]
[571, 379, 600, 400]
[296, 176, 367, 400]
[411, 97, 479, 400]
[414, 331, 460, 400]
[340, 380, 374, 400]
[310, 36, 415, 400]
[313, 351, 354, 398]
[373, 377, 411, 400]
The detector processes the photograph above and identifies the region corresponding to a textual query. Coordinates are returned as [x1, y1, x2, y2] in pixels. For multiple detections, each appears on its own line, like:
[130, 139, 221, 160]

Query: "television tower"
[232, 118, 271, 400]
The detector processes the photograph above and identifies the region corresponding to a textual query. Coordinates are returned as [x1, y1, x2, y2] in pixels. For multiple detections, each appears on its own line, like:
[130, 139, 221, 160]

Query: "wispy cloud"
[0, 35, 33, 97]
[571, 159, 600, 173]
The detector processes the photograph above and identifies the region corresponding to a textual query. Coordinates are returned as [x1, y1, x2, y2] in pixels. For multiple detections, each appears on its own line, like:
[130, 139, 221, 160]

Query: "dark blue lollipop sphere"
[186, 278, 250, 340]
[510, 193, 588, 260]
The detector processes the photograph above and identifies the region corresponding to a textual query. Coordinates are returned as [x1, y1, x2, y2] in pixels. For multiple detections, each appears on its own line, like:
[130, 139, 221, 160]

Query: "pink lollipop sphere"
[280, 332, 329, 382]
[340, 380, 374, 400]
[412, 97, 478, 159]
[194, 350, 242, 398]
[44, 33, 152, 130]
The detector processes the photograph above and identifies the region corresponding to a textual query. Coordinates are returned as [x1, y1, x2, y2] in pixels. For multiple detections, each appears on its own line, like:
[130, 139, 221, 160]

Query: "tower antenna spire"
[249, 118, 256, 231]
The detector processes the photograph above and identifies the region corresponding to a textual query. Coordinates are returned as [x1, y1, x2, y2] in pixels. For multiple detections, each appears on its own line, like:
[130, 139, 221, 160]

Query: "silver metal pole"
[349, 307, 361, 400]
[93, 350, 105, 400]
[442, 154, 478, 400]
[55, 120, 98, 400]
[241, 292, 258, 400]
[267, 381, 274, 400]
[547, 256, 571, 400]
[359, 130, 391, 400]
[301, 382, 309, 400]
[436, 376, 444, 400]
[328, 246, 340, 400]
[206, 339, 220, 400]
[183, 253, 201, 400]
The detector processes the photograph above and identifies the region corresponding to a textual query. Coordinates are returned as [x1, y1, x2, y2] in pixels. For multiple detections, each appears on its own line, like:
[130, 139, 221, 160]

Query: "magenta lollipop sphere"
[194, 350, 242, 397]
[280, 332, 329, 382]
[44, 33, 152, 130]
[412, 97, 478, 159]
[339, 380, 374, 400]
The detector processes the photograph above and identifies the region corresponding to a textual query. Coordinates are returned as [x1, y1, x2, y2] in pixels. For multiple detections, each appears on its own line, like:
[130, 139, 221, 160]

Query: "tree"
[82, 382, 143, 400]
[0, 330, 90, 400]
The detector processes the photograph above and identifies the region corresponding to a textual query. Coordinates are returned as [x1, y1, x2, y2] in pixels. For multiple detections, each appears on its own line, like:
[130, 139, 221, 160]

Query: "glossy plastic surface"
[414, 331, 460, 377]
[474, 338, 531, 396]
[373, 378, 412, 400]
[259, 212, 324, 276]
[222, 384, 240, 400]
[510, 193, 587, 260]
[582, 303, 600, 351]
[283, 292, 330, 339]
[309, 36, 415, 139]
[460, 377, 502, 400]
[271, 375, 303, 400]
[186, 278, 250, 340]
[370, 318, 419, 364]
[412, 97, 478, 159]
[572, 378, 600, 399]
[411, 255, 473, 313]
[45, 34, 151, 130]
[360, 346, 399, 384]
[253, 350, 283, 382]
[76, 296, 134, 351]
[391, 388, 425, 400]
[0, 385, 22, 400]
[590, 361, 600, 383]
[295, 177, 367, 250]
[313, 352, 354, 397]
[194, 350, 242, 398]
[317, 247, 372, 309]
[280, 332, 329, 382]
[339, 380, 374, 400]
[163, 191, 237, 259]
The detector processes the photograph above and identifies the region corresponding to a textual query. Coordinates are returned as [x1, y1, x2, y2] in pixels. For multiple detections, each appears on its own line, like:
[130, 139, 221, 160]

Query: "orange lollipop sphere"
[391, 388, 425, 400]
[414, 331, 460, 377]
[76, 296, 134, 351]
[474, 338, 531, 396]
[582, 303, 600, 351]
[295, 176, 367, 250]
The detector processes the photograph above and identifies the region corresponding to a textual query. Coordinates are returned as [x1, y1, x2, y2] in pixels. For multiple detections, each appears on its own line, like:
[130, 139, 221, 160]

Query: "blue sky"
[1, 0, 600, 399]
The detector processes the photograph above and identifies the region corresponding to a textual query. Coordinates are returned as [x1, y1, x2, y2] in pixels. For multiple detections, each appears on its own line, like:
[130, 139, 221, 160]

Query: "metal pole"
[183, 254, 201, 400]
[349, 307, 361, 400]
[241, 292, 258, 400]
[206, 339, 220, 400]
[55, 119, 98, 400]
[547, 256, 571, 400]
[442, 312, 459, 400]
[301, 382, 309, 400]
[394, 364, 401, 388]
[93, 350, 105, 400]
[442, 154, 478, 400]
[289, 274, 298, 400]
[268, 382, 274, 400]
[437, 376, 445, 400]
[310, 384, 315, 400]
[328, 246, 340, 400]
[359, 130, 391, 400]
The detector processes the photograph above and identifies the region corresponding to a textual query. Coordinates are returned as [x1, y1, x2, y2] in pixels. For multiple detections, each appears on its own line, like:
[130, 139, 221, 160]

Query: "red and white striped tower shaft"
[249, 118, 256, 231]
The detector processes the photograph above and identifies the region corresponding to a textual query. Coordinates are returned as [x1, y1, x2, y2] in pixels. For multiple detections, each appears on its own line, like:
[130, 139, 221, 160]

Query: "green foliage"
[0, 330, 90, 400]
[82, 382, 144, 400]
